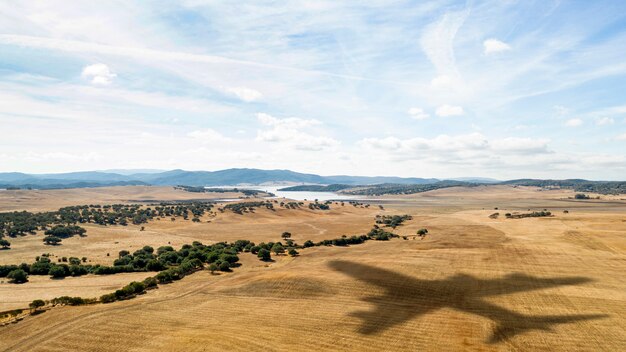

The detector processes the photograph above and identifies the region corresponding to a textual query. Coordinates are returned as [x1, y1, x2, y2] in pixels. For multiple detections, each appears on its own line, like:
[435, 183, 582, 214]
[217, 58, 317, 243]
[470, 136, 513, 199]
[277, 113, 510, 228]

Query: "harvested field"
[0, 185, 625, 351]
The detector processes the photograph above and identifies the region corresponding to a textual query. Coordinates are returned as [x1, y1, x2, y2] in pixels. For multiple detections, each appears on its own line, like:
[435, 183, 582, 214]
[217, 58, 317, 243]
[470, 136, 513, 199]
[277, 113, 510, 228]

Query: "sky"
[1, 1, 626, 180]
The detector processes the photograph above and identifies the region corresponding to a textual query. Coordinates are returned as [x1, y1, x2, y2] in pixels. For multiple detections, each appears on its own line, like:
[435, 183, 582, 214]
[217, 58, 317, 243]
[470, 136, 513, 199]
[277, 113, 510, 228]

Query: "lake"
[206, 185, 359, 201]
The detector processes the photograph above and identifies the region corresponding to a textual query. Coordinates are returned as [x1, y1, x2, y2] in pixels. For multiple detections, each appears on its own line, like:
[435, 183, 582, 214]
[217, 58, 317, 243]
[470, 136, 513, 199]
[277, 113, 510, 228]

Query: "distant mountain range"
[0, 169, 623, 194]
[0, 168, 445, 189]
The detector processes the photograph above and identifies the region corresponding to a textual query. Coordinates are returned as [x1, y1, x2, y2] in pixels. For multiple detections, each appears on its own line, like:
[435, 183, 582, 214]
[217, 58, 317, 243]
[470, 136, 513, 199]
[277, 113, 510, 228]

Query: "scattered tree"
[0, 239, 10, 249]
[7, 269, 28, 283]
[29, 299, 45, 313]
[257, 248, 271, 261]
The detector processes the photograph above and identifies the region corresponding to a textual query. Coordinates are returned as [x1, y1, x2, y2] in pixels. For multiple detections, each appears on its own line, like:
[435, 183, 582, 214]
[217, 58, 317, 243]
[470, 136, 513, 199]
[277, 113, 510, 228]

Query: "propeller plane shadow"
[329, 260, 608, 343]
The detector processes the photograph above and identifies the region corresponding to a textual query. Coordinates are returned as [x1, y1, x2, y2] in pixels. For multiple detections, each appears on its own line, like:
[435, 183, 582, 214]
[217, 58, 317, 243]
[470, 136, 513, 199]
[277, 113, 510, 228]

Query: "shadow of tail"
[489, 313, 609, 343]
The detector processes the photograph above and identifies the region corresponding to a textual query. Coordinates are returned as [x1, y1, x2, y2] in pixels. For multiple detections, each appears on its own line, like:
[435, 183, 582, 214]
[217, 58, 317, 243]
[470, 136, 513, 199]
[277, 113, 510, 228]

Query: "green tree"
[281, 231, 292, 240]
[29, 299, 45, 312]
[7, 269, 28, 283]
[43, 235, 62, 245]
[0, 239, 10, 249]
[271, 243, 285, 255]
[49, 265, 67, 278]
[218, 261, 230, 272]
[288, 248, 299, 257]
[257, 248, 271, 261]
[208, 263, 218, 274]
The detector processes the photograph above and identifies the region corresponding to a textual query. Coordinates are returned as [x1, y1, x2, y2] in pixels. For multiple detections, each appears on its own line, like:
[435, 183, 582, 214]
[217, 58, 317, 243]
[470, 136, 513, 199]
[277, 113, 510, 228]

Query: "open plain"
[0, 185, 625, 351]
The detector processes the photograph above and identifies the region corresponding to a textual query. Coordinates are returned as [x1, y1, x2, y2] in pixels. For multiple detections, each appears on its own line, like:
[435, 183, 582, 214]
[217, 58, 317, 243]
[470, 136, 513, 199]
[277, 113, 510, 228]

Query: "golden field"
[0, 185, 625, 351]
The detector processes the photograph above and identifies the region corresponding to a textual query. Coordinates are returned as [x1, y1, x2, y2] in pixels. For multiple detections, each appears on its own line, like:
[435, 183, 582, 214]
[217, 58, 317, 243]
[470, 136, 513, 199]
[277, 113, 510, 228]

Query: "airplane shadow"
[329, 260, 608, 343]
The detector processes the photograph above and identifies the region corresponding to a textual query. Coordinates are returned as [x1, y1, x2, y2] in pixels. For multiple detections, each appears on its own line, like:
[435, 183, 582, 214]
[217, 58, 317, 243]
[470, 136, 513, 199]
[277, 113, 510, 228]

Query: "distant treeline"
[0, 203, 214, 241]
[175, 185, 273, 197]
[341, 181, 478, 196]
[501, 179, 626, 195]
[278, 184, 354, 192]
[281, 179, 626, 196]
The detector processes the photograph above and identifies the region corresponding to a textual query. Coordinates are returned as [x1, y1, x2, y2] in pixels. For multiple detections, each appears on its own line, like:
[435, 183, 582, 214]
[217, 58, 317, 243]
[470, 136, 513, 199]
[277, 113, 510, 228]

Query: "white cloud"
[483, 39, 511, 55]
[616, 133, 626, 141]
[407, 107, 430, 120]
[420, 9, 469, 80]
[491, 137, 550, 154]
[595, 117, 614, 126]
[436, 104, 464, 117]
[255, 113, 338, 151]
[81, 63, 116, 85]
[564, 118, 583, 127]
[554, 105, 569, 115]
[224, 86, 263, 102]
[187, 129, 231, 143]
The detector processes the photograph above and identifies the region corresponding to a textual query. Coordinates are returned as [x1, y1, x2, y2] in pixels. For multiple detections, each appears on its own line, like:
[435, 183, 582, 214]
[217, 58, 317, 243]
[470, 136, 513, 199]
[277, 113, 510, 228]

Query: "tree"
[0, 239, 10, 249]
[281, 232, 292, 240]
[49, 265, 67, 278]
[7, 269, 28, 283]
[288, 248, 299, 257]
[29, 299, 45, 312]
[208, 263, 218, 274]
[271, 243, 285, 255]
[257, 248, 271, 261]
[219, 261, 230, 272]
[43, 235, 62, 245]
[417, 228, 428, 237]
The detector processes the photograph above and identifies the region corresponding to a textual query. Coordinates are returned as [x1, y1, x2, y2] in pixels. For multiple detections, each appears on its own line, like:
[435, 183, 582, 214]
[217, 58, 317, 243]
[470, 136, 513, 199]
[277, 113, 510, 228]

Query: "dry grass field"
[0, 185, 625, 351]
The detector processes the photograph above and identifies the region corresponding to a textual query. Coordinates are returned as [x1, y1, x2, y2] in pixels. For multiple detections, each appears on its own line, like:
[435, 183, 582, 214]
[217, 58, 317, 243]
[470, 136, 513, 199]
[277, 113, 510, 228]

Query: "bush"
[0, 239, 10, 249]
[7, 269, 28, 283]
[288, 248, 299, 257]
[208, 263, 218, 273]
[29, 299, 45, 311]
[271, 243, 285, 255]
[219, 261, 231, 272]
[156, 270, 173, 284]
[43, 235, 62, 245]
[100, 293, 116, 303]
[143, 277, 158, 288]
[257, 248, 271, 261]
[49, 265, 68, 278]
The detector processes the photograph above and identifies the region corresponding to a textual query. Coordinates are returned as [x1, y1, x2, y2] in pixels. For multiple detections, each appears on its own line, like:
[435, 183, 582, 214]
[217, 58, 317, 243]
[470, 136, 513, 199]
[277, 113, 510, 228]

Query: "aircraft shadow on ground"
[329, 260, 608, 343]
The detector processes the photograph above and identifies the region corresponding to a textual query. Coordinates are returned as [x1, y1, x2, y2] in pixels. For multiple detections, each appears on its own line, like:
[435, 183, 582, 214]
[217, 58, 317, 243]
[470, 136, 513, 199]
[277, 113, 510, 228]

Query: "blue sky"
[1, 0, 625, 179]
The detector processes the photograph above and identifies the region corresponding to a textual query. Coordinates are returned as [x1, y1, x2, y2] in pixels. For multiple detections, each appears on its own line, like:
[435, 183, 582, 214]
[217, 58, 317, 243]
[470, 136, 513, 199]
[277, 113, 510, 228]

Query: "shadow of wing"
[329, 260, 435, 334]
[480, 273, 593, 297]
[465, 299, 608, 343]
[349, 297, 434, 335]
[328, 260, 419, 290]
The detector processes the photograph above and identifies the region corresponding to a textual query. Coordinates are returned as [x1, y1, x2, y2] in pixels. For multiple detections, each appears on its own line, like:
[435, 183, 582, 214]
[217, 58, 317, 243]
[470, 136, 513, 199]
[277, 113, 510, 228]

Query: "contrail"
[0, 34, 413, 86]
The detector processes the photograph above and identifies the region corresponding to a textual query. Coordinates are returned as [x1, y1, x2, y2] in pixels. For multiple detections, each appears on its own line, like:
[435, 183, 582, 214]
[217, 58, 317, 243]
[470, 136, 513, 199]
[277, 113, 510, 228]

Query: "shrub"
[7, 269, 28, 283]
[43, 235, 62, 245]
[0, 239, 10, 249]
[271, 243, 285, 255]
[208, 263, 218, 273]
[49, 265, 68, 278]
[288, 248, 299, 257]
[29, 299, 45, 311]
[257, 248, 271, 261]
[156, 270, 173, 284]
[219, 261, 230, 272]
[100, 293, 116, 303]
[143, 277, 158, 288]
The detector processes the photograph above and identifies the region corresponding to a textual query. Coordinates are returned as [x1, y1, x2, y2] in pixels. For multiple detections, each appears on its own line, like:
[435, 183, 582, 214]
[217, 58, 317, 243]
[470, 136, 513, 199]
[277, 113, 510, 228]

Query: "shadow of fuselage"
[329, 260, 607, 343]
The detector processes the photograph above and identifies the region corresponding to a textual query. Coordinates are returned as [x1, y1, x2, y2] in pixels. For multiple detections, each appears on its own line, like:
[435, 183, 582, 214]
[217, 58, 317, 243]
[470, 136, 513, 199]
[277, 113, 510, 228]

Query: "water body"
[206, 185, 358, 202]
